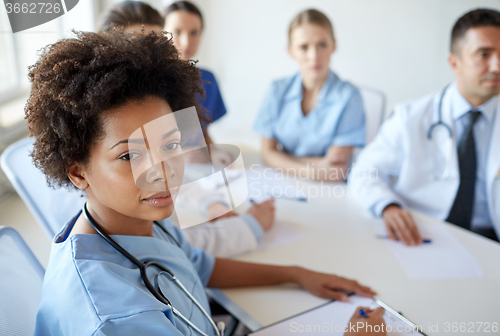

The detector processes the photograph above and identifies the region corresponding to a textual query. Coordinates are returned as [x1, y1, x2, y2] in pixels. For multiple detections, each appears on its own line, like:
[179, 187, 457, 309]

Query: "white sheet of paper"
[255, 221, 306, 252]
[249, 295, 420, 335]
[378, 222, 483, 279]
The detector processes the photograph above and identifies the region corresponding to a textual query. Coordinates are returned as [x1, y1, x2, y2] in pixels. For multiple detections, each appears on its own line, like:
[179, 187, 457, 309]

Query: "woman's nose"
[307, 47, 318, 61]
[145, 159, 175, 187]
[178, 32, 189, 50]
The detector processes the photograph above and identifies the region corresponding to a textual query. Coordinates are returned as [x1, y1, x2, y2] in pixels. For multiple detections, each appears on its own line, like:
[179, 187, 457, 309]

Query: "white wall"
[184, 0, 500, 148]
[7, 0, 499, 148]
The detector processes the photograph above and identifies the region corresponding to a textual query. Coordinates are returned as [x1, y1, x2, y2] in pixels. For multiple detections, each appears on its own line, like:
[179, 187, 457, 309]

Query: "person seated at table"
[30, 29, 384, 336]
[162, 1, 227, 151]
[254, 9, 366, 182]
[98, 0, 275, 258]
[349, 9, 500, 245]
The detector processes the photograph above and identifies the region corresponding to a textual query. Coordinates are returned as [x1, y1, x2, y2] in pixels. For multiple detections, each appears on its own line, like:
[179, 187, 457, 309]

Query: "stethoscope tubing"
[427, 83, 453, 140]
[426, 84, 455, 181]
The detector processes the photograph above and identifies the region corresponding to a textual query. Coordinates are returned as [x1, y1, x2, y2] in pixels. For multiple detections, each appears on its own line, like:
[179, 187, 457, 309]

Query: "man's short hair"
[451, 8, 500, 54]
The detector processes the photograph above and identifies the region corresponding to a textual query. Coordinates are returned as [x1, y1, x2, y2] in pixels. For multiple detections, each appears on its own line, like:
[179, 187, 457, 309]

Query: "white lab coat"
[180, 216, 259, 258]
[349, 89, 500, 235]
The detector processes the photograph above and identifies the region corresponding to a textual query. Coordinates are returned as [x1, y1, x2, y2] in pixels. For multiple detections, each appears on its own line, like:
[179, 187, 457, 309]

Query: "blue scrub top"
[254, 70, 366, 157]
[200, 68, 227, 127]
[34, 213, 216, 336]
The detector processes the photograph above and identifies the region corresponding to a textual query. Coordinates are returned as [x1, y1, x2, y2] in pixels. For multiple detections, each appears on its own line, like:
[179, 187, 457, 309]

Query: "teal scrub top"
[254, 70, 366, 157]
[34, 213, 216, 336]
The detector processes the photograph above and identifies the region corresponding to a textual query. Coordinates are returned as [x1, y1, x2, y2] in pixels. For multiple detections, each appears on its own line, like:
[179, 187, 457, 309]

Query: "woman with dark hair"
[163, 1, 226, 147]
[99, 0, 164, 33]
[30, 30, 384, 336]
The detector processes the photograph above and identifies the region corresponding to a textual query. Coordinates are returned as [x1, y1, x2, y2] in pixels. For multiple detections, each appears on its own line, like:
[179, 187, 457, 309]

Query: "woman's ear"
[67, 163, 89, 190]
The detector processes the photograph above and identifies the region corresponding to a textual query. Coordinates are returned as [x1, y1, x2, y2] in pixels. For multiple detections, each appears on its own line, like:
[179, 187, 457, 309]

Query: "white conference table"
[208, 151, 500, 334]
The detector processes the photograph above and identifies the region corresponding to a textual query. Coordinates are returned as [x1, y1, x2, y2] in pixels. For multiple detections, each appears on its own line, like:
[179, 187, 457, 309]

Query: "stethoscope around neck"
[82, 203, 224, 336]
[426, 84, 455, 181]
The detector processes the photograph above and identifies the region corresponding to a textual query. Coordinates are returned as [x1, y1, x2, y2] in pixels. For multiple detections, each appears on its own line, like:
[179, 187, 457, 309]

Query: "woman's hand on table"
[294, 268, 376, 301]
[247, 199, 275, 231]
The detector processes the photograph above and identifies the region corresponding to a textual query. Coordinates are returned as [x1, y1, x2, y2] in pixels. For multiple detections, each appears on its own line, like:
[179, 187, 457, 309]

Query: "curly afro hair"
[26, 30, 209, 189]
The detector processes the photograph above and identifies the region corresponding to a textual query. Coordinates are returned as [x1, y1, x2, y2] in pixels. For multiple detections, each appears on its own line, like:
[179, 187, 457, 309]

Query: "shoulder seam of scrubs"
[70, 239, 104, 325]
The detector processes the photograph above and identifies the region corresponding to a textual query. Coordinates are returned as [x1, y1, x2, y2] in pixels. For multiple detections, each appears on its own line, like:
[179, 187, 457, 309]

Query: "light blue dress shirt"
[372, 83, 496, 229]
[34, 213, 216, 336]
[254, 70, 366, 157]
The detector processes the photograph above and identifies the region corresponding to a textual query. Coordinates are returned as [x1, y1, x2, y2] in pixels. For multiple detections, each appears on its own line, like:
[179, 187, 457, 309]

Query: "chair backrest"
[0, 138, 85, 237]
[359, 87, 386, 144]
[0, 226, 45, 336]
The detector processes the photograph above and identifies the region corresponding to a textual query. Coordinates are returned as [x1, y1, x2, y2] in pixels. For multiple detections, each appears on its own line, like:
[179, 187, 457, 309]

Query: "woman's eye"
[319, 42, 327, 48]
[165, 142, 181, 151]
[300, 45, 307, 51]
[190, 30, 199, 37]
[119, 152, 140, 161]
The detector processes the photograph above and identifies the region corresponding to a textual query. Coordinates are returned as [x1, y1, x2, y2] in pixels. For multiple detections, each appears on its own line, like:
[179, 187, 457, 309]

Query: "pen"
[249, 196, 308, 203]
[376, 235, 432, 244]
[281, 196, 307, 202]
[358, 309, 368, 317]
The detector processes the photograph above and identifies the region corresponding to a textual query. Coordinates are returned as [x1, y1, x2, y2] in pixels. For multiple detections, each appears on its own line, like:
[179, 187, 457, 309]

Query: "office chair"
[359, 87, 386, 145]
[351, 87, 387, 163]
[0, 137, 85, 238]
[0, 226, 45, 336]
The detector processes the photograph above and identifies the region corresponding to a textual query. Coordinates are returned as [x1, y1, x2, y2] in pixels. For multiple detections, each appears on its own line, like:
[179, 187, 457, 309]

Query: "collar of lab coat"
[449, 81, 497, 122]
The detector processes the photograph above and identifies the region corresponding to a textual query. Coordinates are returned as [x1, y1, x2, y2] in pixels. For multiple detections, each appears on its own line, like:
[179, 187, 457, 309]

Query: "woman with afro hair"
[93, 0, 278, 259]
[29, 30, 384, 335]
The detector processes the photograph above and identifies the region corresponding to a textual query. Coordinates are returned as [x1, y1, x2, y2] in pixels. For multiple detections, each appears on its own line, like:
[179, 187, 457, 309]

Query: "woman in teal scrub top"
[254, 9, 366, 182]
[29, 30, 384, 335]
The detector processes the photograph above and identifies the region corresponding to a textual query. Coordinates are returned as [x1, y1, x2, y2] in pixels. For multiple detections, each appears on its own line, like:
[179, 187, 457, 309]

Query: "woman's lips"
[142, 191, 173, 207]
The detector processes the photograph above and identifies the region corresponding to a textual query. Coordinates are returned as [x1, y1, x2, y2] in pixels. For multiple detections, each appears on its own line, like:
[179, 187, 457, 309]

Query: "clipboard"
[248, 295, 427, 335]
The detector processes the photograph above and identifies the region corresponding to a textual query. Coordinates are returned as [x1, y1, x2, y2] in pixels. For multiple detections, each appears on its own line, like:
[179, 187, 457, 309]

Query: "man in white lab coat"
[349, 9, 500, 244]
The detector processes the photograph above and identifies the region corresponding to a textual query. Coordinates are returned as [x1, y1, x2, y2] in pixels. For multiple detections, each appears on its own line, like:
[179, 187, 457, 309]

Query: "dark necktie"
[446, 111, 481, 230]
